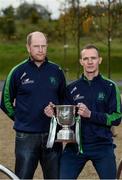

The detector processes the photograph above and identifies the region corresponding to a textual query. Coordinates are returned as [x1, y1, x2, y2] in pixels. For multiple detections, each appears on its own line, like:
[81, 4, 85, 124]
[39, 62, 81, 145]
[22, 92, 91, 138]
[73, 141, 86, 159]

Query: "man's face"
[27, 33, 47, 63]
[80, 48, 102, 74]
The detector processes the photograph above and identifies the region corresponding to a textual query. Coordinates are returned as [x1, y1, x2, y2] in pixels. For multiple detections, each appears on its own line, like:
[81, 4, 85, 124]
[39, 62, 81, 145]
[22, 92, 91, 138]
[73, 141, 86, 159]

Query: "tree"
[92, 0, 122, 78]
[16, 2, 51, 21]
[1, 6, 16, 40]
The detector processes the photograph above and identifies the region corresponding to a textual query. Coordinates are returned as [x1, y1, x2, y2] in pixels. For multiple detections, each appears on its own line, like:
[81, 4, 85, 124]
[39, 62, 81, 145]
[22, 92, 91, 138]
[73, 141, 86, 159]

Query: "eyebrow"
[82, 56, 98, 60]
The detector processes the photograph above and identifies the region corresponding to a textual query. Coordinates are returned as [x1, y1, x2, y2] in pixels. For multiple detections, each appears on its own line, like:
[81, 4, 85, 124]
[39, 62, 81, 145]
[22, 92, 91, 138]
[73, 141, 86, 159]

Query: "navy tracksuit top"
[65, 74, 122, 145]
[1, 58, 66, 133]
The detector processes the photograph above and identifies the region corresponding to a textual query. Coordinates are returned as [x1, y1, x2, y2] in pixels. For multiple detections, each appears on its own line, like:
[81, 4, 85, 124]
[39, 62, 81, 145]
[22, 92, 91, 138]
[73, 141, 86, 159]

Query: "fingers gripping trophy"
[46, 104, 82, 151]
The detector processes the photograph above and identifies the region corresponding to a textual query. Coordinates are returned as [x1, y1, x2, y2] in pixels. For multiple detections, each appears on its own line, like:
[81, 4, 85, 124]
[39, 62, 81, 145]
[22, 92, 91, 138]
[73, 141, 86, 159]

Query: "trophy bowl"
[55, 105, 76, 142]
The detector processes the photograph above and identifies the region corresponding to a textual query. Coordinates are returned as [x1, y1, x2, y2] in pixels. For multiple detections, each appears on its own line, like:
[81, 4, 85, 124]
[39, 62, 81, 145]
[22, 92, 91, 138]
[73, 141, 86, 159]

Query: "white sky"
[0, 0, 95, 19]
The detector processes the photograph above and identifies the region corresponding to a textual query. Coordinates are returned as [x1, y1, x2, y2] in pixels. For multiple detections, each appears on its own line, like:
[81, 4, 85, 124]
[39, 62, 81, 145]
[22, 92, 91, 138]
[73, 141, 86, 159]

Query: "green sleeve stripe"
[106, 82, 122, 125]
[106, 86, 122, 125]
[116, 85, 121, 112]
[101, 75, 122, 125]
[106, 113, 122, 126]
[3, 59, 28, 117]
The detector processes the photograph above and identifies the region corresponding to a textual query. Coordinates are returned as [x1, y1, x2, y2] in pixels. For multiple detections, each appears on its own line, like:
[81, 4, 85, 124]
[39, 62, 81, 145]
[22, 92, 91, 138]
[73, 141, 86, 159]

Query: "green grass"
[48, 40, 122, 80]
[0, 42, 27, 79]
[0, 39, 122, 82]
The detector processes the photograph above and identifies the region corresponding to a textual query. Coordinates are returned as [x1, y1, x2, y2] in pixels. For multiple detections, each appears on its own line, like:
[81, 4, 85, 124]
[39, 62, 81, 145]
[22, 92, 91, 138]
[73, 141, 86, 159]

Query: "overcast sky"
[0, 0, 95, 19]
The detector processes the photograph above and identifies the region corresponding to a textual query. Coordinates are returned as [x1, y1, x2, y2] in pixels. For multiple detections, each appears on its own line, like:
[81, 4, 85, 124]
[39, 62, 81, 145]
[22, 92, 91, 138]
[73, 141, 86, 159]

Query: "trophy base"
[56, 129, 76, 143]
[55, 139, 76, 143]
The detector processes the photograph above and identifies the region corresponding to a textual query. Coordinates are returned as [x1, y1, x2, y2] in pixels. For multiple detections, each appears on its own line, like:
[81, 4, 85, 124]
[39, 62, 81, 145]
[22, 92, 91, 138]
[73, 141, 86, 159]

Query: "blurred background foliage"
[0, 0, 122, 84]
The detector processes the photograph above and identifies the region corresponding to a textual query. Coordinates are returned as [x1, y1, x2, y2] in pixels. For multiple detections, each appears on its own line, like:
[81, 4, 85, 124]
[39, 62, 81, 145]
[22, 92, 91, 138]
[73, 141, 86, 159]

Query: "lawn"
[0, 39, 122, 80]
[0, 39, 122, 94]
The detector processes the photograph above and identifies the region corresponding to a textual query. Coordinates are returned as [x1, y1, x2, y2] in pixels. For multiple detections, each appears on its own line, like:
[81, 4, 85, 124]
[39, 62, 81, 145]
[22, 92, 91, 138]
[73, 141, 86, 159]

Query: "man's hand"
[77, 103, 91, 118]
[44, 102, 55, 118]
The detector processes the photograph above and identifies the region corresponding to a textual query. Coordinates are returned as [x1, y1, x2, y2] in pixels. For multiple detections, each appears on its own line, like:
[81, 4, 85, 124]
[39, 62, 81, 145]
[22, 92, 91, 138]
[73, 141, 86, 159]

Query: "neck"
[34, 61, 44, 67]
[84, 71, 99, 80]
[30, 57, 45, 67]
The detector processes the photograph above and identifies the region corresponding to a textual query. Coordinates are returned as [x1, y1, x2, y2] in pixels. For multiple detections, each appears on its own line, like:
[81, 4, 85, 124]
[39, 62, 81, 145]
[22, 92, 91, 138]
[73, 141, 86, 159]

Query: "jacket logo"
[20, 72, 27, 80]
[22, 78, 34, 85]
[97, 92, 105, 101]
[70, 86, 77, 94]
[49, 77, 57, 86]
[73, 94, 84, 101]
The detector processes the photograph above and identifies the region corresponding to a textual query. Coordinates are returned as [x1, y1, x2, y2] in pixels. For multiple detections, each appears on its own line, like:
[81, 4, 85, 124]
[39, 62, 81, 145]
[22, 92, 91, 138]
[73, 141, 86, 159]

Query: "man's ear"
[79, 59, 83, 66]
[26, 44, 30, 53]
[99, 57, 102, 64]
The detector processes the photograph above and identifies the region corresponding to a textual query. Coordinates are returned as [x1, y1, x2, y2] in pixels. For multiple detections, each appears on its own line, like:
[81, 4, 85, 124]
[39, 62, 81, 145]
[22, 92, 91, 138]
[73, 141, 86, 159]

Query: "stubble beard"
[30, 54, 46, 63]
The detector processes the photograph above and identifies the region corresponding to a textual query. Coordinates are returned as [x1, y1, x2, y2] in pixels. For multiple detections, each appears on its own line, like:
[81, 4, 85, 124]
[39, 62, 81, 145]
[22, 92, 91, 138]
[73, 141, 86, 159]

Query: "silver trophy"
[55, 105, 76, 142]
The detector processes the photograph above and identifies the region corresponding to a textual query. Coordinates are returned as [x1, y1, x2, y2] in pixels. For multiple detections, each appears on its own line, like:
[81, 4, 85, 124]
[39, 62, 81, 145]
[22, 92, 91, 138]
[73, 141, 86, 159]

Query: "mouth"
[87, 66, 94, 68]
[36, 53, 44, 56]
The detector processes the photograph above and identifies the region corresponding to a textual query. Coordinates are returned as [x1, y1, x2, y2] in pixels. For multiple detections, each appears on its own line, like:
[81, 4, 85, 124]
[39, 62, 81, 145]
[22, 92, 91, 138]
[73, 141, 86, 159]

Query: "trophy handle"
[75, 106, 79, 116]
[53, 106, 56, 116]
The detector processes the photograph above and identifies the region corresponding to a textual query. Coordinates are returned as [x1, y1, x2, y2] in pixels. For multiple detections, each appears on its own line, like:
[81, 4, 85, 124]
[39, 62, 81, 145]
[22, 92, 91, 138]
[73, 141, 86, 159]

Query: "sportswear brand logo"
[73, 94, 84, 101]
[70, 86, 77, 94]
[20, 72, 27, 80]
[22, 78, 34, 85]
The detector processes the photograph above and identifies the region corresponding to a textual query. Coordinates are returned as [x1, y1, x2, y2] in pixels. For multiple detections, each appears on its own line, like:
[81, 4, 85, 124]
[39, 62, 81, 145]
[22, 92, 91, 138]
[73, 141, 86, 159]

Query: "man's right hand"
[44, 102, 55, 118]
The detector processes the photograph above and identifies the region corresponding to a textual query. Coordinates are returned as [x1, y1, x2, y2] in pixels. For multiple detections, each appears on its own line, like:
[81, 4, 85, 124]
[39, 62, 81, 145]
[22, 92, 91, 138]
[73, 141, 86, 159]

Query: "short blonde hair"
[81, 44, 100, 57]
[26, 31, 47, 46]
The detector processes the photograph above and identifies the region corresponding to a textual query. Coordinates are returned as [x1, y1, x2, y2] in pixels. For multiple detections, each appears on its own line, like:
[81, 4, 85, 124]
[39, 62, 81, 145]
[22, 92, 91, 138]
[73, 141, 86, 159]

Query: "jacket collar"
[82, 73, 101, 82]
[28, 57, 48, 67]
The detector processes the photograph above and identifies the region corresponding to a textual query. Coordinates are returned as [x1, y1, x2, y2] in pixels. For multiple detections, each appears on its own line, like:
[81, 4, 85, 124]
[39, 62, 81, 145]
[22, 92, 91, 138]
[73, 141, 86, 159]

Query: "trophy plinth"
[55, 105, 76, 143]
[56, 127, 76, 143]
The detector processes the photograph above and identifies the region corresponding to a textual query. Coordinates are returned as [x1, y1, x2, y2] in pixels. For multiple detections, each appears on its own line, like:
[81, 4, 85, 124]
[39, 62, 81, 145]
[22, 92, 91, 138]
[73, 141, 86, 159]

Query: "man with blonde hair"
[1, 31, 66, 179]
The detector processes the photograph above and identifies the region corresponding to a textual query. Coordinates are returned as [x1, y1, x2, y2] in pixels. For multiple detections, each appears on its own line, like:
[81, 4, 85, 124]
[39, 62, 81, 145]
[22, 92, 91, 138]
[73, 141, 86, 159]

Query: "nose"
[87, 58, 93, 63]
[39, 46, 43, 52]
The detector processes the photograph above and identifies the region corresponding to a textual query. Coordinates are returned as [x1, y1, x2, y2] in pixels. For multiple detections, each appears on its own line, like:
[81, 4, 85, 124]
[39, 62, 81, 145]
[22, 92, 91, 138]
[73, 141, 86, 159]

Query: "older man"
[1, 31, 66, 179]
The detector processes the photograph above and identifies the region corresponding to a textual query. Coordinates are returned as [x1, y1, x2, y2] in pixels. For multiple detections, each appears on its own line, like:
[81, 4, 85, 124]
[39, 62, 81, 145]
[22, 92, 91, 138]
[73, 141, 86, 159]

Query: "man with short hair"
[59, 44, 122, 179]
[45, 44, 122, 179]
[1, 31, 66, 179]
